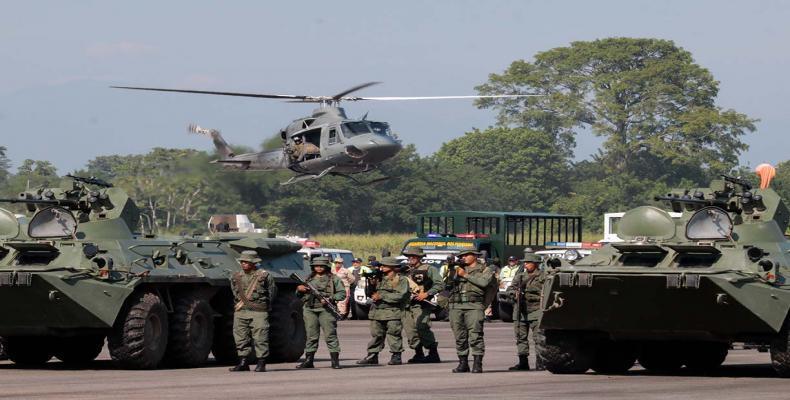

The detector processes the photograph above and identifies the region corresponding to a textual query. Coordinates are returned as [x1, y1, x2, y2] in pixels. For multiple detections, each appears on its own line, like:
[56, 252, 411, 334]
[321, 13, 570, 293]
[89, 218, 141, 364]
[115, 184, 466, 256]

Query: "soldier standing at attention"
[296, 256, 346, 369]
[506, 251, 546, 371]
[357, 257, 410, 365]
[332, 257, 355, 319]
[401, 247, 444, 363]
[447, 249, 496, 373]
[229, 250, 277, 373]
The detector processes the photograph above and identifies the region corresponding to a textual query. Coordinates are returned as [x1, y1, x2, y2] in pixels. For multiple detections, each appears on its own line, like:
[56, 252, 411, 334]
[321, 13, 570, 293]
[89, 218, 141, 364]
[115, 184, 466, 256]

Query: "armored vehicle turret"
[0, 176, 308, 368]
[538, 165, 790, 376]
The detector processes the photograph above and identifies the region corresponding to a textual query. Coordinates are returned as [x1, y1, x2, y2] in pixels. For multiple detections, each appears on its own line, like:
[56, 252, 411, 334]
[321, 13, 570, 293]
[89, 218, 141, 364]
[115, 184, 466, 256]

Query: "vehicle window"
[328, 128, 338, 145]
[369, 122, 391, 136]
[341, 122, 372, 137]
[341, 253, 353, 267]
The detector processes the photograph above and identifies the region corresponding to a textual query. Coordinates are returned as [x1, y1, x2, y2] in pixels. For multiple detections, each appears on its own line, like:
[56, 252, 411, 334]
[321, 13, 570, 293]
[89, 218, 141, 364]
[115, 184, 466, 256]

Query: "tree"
[476, 38, 756, 182]
[0, 146, 10, 184]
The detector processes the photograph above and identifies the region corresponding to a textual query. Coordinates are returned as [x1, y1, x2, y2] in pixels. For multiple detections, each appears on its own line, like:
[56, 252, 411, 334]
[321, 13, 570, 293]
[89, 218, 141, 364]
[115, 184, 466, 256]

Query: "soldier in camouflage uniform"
[401, 247, 444, 363]
[357, 257, 410, 366]
[295, 256, 346, 369]
[229, 250, 277, 372]
[447, 249, 496, 373]
[506, 251, 546, 371]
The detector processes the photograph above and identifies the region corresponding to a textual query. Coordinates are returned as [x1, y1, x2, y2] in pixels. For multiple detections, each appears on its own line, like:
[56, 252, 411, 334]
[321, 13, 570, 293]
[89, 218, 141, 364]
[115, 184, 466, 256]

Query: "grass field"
[313, 231, 603, 258]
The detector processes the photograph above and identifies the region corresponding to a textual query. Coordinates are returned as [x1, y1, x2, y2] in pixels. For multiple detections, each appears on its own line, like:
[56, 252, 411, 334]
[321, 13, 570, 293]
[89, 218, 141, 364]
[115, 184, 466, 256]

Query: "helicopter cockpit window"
[369, 122, 391, 136]
[28, 206, 77, 239]
[328, 128, 338, 145]
[686, 207, 733, 241]
[341, 122, 372, 138]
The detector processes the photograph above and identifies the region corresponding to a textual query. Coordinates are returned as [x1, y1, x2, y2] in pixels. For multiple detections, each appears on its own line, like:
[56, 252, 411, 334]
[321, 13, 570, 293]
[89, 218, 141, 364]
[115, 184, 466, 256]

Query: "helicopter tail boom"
[188, 123, 235, 159]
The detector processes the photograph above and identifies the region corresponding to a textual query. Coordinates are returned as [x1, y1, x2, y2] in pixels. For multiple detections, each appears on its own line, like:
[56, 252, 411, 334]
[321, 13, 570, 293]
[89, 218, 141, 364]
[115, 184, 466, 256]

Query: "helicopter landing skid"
[333, 173, 391, 186]
[280, 166, 335, 186]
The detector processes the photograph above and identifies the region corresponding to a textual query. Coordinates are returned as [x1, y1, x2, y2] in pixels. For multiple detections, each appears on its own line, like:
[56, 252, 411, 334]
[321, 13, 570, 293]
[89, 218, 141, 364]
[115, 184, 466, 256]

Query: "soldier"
[447, 249, 496, 373]
[401, 247, 444, 363]
[332, 256, 355, 319]
[289, 135, 320, 162]
[295, 256, 346, 369]
[229, 250, 277, 373]
[357, 257, 410, 365]
[506, 251, 546, 371]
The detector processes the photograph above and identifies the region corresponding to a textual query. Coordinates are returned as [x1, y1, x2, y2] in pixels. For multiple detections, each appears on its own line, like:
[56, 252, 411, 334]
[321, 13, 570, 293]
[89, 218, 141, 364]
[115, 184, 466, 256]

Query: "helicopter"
[112, 82, 538, 185]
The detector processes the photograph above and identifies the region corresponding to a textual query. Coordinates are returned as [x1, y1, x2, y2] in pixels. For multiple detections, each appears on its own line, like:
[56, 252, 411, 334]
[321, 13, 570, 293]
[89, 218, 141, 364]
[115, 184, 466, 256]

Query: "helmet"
[402, 247, 425, 258]
[522, 253, 542, 263]
[237, 250, 261, 264]
[310, 256, 331, 269]
[294, 135, 303, 143]
[457, 249, 482, 257]
[380, 257, 402, 267]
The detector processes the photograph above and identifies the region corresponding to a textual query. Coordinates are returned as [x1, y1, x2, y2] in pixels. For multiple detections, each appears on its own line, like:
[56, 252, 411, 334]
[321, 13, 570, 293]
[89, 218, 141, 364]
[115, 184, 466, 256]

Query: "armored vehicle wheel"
[541, 330, 594, 374]
[164, 297, 215, 368]
[269, 291, 306, 362]
[638, 342, 683, 373]
[5, 336, 53, 366]
[498, 302, 513, 323]
[591, 340, 637, 374]
[54, 335, 105, 365]
[108, 291, 169, 369]
[354, 302, 369, 320]
[682, 342, 728, 372]
[770, 316, 790, 377]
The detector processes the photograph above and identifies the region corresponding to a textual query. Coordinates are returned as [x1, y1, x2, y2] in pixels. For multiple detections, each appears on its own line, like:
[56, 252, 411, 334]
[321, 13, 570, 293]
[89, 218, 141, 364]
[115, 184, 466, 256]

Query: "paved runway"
[0, 321, 785, 399]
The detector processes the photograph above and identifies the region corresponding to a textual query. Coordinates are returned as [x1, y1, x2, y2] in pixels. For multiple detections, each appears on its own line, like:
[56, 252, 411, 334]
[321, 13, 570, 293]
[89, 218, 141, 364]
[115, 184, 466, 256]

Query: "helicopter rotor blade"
[343, 94, 542, 101]
[332, 82, 382, 101]
[111, 86, 320, 101]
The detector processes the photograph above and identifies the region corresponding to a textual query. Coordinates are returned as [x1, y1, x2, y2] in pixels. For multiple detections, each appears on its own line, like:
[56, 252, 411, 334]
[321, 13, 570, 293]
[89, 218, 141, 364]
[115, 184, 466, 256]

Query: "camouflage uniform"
[331, 257, 355, 317]
[296, 257, 346, 369]
[402, 247, 445, 363]
[506, 253, 546, 370]
[448, 250, 495, 373]
[229, 250, 276, 372]
[357, 257, 410, 365]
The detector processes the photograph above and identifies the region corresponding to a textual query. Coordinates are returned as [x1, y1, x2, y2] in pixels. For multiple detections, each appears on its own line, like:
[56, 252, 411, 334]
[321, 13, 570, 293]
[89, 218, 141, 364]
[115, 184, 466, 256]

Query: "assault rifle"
[66, 174, 114, 188]
[289, 273, 343, 320]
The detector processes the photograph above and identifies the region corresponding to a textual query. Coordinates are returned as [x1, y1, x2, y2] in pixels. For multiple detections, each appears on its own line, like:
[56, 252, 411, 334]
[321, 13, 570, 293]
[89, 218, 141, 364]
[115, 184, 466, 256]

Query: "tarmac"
[0, 321, 786, 400]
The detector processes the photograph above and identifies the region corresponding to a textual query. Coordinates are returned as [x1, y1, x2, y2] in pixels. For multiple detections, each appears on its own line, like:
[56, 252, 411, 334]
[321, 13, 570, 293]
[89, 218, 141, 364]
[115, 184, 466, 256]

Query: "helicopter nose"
[359, 136, 402, 162]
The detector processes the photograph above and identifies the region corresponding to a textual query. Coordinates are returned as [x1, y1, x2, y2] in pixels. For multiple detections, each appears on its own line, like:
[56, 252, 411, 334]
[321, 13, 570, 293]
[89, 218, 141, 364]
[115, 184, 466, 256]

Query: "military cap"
[379, 256, 402, 267]
[522, 253, 542, 263]
[310, 256, 331, 268]
[402, 247, 425, 258]
[237, 250, 261, 264]
[333, 256, 344, 263]
[353, 257, 363, 263]
[456, 249, 482, 256]
[507, 255, 518, 261]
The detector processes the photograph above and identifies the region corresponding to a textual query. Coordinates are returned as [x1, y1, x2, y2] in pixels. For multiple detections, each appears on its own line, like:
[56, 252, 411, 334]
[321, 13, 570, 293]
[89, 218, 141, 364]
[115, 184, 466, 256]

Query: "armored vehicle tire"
[53, 335, 105, 365]
[682, 342, 728, 372]
[498, 302, 513, 322]
[269, 291, 306, 362]
[108, 291, 169, 369]
[164, 297, 215, 368]
[5, 336, 53, 366]
[541, 331, 594, 374]
[591, 341, 637, 375]
[770, 316, 790, 377]
[354, 302, 370, 320]
[638, 342, 683, 373]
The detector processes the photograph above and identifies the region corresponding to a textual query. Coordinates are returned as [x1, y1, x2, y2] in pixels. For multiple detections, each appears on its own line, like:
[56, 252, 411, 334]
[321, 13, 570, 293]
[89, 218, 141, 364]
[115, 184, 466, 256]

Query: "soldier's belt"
[450, 294, 483, 303]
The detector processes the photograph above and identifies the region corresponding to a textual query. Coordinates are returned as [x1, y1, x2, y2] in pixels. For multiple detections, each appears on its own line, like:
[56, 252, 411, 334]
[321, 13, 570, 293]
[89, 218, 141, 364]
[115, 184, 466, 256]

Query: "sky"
[1, 0, 788, 173]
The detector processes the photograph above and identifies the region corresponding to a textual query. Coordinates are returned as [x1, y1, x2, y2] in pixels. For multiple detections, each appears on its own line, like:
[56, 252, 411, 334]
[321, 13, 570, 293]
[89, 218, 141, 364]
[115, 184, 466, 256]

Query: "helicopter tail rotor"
[188, 123, 235, 158]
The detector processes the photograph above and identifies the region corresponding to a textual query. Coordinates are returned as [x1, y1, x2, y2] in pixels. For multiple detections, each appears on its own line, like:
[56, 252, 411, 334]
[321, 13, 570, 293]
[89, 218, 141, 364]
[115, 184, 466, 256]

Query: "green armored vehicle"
[539, 168, 790, 376]
[0, 176, 307, 368]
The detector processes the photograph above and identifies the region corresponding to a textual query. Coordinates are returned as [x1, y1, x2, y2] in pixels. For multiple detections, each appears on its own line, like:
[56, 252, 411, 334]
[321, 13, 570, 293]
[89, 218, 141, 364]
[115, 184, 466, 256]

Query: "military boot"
[330, 352, 342, 369]
[229, 357, 250, 372]
[471, 355, 484, 373]
[356, 352, 379, 365]
[508, 355, 530, 371]
[254, 358, 266, 372]
[452, 356, 469, 373]
[296, 352, 315, 369]
[424, 343, 441, 363]
[388, 352, 402, 365]
[407, 346, 425, 363]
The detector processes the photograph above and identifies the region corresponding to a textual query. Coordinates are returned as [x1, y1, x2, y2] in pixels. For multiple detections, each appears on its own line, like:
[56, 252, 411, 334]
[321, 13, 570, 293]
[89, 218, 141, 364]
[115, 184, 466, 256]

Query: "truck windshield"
[341, 122, 372, 137]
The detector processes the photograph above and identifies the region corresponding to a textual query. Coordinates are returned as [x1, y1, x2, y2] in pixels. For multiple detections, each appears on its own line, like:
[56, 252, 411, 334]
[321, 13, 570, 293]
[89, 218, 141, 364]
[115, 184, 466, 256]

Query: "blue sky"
[1, 0, 788, 173]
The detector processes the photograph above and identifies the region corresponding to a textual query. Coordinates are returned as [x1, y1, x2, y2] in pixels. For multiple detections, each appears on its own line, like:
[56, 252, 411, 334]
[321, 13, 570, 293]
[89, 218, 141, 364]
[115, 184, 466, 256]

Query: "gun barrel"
[653, 195, 727, 207]
[0, 198, 79, 206]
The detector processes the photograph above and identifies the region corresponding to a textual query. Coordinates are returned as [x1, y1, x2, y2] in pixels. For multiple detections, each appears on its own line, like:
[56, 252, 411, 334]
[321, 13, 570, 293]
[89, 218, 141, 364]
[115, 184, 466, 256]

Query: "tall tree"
[476, 38, 756, 182]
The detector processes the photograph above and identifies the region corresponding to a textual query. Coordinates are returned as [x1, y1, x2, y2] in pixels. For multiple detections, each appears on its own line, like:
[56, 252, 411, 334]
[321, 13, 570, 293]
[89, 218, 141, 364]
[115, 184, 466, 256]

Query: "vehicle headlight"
[563, 249, 581, 262]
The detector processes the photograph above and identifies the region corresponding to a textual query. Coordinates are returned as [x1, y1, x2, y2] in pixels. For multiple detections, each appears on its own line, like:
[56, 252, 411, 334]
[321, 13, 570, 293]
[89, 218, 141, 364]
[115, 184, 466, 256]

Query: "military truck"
[0, 176, 308, 369]
[539, 169, 790, 376]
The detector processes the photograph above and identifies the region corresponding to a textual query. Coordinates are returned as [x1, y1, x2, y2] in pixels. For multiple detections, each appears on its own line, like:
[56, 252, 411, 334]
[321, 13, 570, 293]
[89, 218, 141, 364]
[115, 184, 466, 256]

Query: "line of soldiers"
[227, 246, 546, 373]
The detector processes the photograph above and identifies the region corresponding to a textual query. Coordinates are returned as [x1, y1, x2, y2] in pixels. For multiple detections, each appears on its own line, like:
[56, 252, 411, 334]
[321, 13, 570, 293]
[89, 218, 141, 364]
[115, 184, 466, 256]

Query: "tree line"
[2, 38, 788, 235]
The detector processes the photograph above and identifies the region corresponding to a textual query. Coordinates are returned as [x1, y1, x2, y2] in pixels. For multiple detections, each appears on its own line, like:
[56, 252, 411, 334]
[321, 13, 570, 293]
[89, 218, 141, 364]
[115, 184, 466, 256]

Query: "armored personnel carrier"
[0, 176, 307, 368]
[538, 166, 790, 376]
